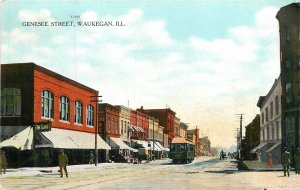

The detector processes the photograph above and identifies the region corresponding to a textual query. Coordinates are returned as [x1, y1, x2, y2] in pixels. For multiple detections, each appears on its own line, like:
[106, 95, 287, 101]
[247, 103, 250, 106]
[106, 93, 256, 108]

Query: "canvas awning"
[266, 142, 281, 153]
[149, 141, 162, 151]
[250, 142, 268, 153]
[110, 137, 132, 150]
[137, 127, 144, 133]
[0, 126, 33, 150]
[135, 140, 151, 149]
[155, 141, 167, 151]
[41, 128, 111, 150]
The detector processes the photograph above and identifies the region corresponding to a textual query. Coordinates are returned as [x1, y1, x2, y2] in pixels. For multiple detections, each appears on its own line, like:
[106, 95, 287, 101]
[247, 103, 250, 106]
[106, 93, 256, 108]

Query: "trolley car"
[169, 137, 195, 164]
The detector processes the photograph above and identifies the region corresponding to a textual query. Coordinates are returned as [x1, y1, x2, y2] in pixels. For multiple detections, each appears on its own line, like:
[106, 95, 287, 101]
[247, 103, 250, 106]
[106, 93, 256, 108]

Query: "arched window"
[86, 105, 94, 126]
[1, 88, 21, 116]
[42, 90, 53, 118]
[60, 96, 70, 121]
[75, 101, 83, 124]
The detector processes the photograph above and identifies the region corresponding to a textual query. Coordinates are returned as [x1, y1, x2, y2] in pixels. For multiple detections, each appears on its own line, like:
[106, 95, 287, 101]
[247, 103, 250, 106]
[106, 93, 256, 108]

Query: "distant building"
[187, 128, 200, 156]
[242, 114, 260, 160]
[276, 3, 300, 154]
[137, 106, 176, 146]
[254, 77, 282, 164]
[174, 117, 180, 137]
[179, 122, 188, 138]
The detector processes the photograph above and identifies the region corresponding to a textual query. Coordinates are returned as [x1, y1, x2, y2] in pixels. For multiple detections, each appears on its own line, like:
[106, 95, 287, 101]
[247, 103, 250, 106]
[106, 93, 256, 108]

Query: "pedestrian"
[0, 151, 7, 174]
[89, 151, 94, 165]
[268, 153, 273, 168]
[58, 149, 68, 178]
[294, 147, 300, 174]
[282, 147, 292, 177]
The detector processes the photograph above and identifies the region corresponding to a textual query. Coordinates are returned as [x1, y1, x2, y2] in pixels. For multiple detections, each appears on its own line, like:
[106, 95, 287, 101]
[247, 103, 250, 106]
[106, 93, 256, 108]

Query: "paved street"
[1, 157, 300, 190]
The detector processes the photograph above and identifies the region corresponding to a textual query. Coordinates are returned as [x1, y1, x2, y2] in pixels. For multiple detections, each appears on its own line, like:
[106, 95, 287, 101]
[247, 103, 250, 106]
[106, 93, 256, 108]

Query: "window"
[262, 129, 265, 141]
[286, 28, 290, 42]
[298, 82, 300, 101]
[275, 96, 279, 115]
[276, 121, 280, 140]
[1, 88, 21, 116]
[75, 101, 83, 124]
[298, 57, 300, 70]
[60, 96, 70, 121]
[286, 60, 291, 70]
[270, 102, 273, 119]
[286, 82, 293, 104]
[121, 120, 124, 135]
[271, 125, 274, 140]
[42, 90, 53, 118]
[298, 26, 300, 43]
[266, 127, 270, 140]
[86, 105, 94, 126]
[108, 118, 111, 132]
[265, 107, 269, 122]
[261, 113, 264, 125]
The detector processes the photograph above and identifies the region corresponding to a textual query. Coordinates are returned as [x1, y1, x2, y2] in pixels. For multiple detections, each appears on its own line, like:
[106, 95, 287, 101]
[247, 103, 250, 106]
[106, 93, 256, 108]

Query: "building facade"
[276, 3, 300, 153]
[115, 105, 131, 142]
[1, 63, 110, 166]
[242, 114, 260, 160]
[137, 107, 176, 146]
[255, 77, 282, 164]
[174, 117, 180, 137]
[179, 122, 188, 138]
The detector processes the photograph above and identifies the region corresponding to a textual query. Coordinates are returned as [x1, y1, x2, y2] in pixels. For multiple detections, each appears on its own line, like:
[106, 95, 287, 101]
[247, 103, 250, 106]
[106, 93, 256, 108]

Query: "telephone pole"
[236, 113, 244, 160]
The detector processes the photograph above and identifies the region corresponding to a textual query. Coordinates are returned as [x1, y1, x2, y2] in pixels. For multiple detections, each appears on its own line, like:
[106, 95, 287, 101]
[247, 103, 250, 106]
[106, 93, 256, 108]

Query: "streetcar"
[169, 137, 195, 164]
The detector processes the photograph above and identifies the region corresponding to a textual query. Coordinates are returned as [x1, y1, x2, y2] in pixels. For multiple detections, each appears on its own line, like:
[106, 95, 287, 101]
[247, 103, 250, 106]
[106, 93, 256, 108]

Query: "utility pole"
[91, 95, 102, 166]
[236, 113, 244, 160]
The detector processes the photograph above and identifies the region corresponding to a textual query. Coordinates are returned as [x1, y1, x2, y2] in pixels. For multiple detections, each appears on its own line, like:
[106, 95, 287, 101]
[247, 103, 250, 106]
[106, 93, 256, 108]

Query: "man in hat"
[58, 149, 68, 178]
[0, 151, 7, 174]
[282, 147, 292, 177]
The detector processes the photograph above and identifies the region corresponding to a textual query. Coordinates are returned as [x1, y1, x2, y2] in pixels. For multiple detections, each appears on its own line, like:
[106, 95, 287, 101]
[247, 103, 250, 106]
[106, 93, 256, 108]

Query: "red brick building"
[98, 103, 120, 139]
[137, 107, 176, 146]
[130, 110, 149, 141]
[0, 63, 110, 166]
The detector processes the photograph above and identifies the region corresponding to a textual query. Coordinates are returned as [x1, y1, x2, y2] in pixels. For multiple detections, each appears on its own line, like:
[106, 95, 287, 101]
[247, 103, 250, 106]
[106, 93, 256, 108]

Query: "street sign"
[34, 121, 51, 132]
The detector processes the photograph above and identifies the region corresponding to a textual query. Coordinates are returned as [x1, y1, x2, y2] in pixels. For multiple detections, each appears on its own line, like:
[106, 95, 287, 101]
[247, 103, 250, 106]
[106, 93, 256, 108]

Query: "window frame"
[60, 96, 70, 122]
[1, 88, 21, 116]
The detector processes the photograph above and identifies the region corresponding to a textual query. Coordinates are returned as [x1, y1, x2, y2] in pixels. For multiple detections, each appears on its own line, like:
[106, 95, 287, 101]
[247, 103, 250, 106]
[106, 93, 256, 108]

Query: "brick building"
[0, 63, 110, 166]
[137, 106, 176, 146]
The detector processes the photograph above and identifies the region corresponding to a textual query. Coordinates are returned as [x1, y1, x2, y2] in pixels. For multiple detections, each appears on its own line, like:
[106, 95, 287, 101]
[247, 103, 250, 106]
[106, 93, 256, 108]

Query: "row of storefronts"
[0, 62, 184, 167]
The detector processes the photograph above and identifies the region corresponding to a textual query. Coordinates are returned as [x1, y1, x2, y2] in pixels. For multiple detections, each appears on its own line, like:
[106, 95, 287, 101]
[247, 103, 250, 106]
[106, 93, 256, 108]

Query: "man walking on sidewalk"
[282, 147, 291, 177]
[0, 151, 7, 174]
[59, 149, 68, 178]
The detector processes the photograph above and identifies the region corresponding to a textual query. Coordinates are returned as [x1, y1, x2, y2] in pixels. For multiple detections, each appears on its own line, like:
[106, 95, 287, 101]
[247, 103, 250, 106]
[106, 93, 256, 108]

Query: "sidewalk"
[242, 160, 283, 171]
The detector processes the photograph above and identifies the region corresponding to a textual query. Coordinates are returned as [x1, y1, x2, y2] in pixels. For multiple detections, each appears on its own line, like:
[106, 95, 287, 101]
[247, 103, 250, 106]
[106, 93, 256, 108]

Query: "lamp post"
[152, 118, 155, 161]
[91, 95, 102, 166]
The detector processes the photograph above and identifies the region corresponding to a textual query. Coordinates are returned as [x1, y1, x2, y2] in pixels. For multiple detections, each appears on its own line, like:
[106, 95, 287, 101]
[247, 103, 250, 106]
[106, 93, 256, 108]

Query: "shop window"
[60, 96, 70, 121]
[1, 88, 21, 116]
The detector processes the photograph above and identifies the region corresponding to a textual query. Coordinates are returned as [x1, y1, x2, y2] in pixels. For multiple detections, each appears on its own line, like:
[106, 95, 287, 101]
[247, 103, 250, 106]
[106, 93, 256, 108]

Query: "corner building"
[0, 63, 110, 167]
[277, 3, 300, 152]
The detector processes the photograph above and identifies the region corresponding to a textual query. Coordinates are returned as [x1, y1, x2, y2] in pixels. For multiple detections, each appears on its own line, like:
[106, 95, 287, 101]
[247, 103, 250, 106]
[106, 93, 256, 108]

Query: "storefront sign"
[34, 121, 51, 132]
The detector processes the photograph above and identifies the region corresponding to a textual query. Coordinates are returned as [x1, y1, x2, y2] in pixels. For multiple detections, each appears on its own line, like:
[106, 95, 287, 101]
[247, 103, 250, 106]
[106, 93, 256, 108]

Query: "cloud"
[18, 9, 55, 22]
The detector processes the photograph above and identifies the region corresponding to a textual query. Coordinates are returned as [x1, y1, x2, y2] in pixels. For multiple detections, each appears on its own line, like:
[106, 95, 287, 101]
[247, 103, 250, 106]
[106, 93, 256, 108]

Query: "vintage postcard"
[0, 0, 298, 189]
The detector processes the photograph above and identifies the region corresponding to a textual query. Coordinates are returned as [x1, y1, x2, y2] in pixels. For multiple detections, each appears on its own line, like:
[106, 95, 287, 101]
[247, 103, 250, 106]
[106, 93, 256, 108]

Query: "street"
[1, 157, 300, 190]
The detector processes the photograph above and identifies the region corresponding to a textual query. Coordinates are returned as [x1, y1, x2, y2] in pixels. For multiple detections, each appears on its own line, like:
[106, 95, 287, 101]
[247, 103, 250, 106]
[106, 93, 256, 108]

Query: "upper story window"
[60, 96, 70, 121]
[286, 28, 290, 42]
[270, 102, 274, 119]
[298, 82, 300, 101]
[261, 112, 264, 125]
[108, 118, 111, 132]
[42, 90, 53, 118]
[1, 88, 21, 116]
[265, 107, 269, 122]
[298, 26, 300, 43]
[86, 105, 94, 126]
[285, 60, 291, 71]
[275, 96, 279, 115]
[286, 82, 293, 104]
[75, 101, 83, 124]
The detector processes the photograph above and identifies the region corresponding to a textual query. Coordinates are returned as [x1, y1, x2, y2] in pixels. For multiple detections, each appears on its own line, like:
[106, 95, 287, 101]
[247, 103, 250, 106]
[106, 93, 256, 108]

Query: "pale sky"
[0, 0, 293, 149]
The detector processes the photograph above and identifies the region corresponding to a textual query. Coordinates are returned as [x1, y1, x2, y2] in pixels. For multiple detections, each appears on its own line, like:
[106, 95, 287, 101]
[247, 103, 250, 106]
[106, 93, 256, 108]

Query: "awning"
[149, 141, 162, 151]
[42, 128, 111, 150]
[266, 142, 281, 153]
[131, 125, 138, 132]
[155, 141, 167, 151]
[110, 137, 132, 150]
[165, 148, 170, 152]
[250, 142, 268, 153]
[0, 126, 33, 150]
[135, 140, 151, 149]
[137, 127, 144, 133]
